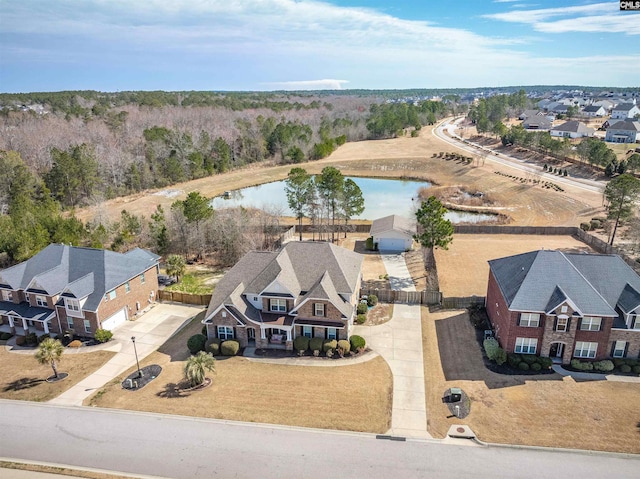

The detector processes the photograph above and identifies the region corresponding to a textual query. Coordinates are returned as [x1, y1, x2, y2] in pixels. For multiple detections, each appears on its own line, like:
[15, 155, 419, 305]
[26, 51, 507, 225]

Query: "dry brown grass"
[435, 235, 594, 297]
[341, 233, 390, 289]
[423, 307, 640, 454]
[0, 348, 115, 402]
[0, 461, 131, 479]
[88, 315, 392, 433]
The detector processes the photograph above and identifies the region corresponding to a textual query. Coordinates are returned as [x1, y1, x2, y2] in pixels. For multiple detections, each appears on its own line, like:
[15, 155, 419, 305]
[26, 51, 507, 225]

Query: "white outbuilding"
[369, 215, 415, 252]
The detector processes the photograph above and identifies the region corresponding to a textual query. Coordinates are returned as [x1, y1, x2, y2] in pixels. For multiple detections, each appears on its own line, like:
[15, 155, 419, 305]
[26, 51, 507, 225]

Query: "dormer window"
[270, 299, 287, 312]
[2, 290, 12, 301]
[36, 296, 47, 307]
[66, 299, 80, 312]
[314, 303, 325, 317]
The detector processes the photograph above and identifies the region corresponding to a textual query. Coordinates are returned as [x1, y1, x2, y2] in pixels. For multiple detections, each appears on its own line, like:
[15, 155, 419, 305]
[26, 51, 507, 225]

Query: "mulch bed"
[442, 388, 471, 419]
[251, 348, 370, 360]
[122, 364, 162, 391]
[46, 372, 69, 383]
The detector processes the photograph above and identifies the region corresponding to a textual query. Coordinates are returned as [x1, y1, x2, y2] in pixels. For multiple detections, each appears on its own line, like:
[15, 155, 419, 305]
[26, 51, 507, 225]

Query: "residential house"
[611, 102, 640, 120]
[605, 120, 640, 143]
[592, 99, 615, 112]
[486, 250, 640, 364]
[202, 242, 363, 351]
[582, 105, 606, 117]
[550, 121, 594, 139]
[369, 214, 415, 252]
[519, 110, 544, 121]
[522, 115, 552, 130]
[0, 244, 159, 338]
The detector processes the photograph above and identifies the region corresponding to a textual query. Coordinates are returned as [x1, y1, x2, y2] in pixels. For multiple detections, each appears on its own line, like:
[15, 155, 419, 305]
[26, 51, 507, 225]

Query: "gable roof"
[551, 120, 593, 134]
[607, 120, 640, 132]
[488, 250, 640, 317]
[583, 105, 604, 113]
[612, 102, 638, 112]
[523, 116, 552, 129]
[0, 244, 159, 311]
[370, 215, 415, 238]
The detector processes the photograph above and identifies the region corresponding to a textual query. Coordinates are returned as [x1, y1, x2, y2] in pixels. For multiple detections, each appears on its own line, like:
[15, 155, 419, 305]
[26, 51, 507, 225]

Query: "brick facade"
[608, 329, 640, 359]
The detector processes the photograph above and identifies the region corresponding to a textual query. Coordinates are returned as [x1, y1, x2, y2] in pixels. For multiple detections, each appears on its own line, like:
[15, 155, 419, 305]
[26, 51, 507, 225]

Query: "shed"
[369, 215, 415, 252]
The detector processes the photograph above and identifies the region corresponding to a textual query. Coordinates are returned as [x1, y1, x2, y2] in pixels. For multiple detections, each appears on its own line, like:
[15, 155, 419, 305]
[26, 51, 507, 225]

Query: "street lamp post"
[131, 336, 142, 378]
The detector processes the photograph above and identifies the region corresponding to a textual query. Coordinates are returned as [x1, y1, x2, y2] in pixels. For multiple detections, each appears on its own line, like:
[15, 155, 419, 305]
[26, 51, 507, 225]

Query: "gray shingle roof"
[489, 250, 640, 318]
[0, 244, 159, 312]
[613, 103, 637, 112]
[294, 270, 353, 319]
[607, 120, 640, 132]
[0, 301, 55, 321]
[618, 284, 640, 314]
[551, 121, 593, 134]
[370, 215, 415, 238]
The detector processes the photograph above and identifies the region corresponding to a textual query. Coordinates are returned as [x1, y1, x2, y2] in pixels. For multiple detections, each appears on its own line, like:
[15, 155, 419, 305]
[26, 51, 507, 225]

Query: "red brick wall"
[574, 317, 613, 360]
[96, 266, 159, 325]
[295, 300, 345, 322]
[486, 271, 515, 350]
[262, 297, 293, 313]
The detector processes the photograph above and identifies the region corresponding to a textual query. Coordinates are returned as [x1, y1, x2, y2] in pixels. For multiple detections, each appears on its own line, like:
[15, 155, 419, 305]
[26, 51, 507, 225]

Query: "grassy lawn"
[89, 314, 393, 434]
[0, 347, 115, 402]
[163, 265, 222, 295]
[422, 306, 640, 454]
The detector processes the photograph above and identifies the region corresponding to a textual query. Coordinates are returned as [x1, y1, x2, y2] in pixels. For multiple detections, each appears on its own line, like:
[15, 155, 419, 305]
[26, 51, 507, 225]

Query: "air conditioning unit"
[124, 379, 133, 389]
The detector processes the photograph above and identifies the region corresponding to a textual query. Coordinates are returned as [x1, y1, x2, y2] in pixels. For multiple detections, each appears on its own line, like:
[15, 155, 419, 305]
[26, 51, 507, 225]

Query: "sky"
[0, 0, 639, 92]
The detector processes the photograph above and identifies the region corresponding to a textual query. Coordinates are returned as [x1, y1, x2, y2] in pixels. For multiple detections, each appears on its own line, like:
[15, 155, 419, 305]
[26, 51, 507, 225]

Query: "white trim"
[217, 325, 235, 340]
[514, 337, 537, 354]
[574, 341, 597, 358]
[612, 340, 626, 358]
[519, 313, 540, 327]
[580, 316, 602, 331]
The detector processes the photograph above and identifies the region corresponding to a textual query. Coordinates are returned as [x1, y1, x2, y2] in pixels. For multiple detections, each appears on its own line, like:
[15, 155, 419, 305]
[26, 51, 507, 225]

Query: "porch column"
[260, 327, 266, 340]
[8, 316, 16, 334]
[43, 321, 49, 334]
[21, 318, 28, 332]
[286, 328, 292, 341]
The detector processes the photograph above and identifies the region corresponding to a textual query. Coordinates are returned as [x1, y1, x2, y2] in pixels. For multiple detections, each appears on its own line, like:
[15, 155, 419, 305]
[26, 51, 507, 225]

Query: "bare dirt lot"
[435, 234, 594, 297]
[423, 307, 640, 454]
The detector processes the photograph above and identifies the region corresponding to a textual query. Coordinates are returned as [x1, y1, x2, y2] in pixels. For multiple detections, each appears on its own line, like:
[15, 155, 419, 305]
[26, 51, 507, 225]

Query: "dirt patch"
[435, 234, 594, 297]
[423, 307, 640, 454]
[364, 303, 393, 326]
[404, 248, 431, 290]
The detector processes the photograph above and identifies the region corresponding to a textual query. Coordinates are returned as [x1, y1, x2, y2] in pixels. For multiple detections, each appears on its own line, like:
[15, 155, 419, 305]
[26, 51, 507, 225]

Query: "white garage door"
[378, 238, 408, 252]
[101, 308, 128, 331]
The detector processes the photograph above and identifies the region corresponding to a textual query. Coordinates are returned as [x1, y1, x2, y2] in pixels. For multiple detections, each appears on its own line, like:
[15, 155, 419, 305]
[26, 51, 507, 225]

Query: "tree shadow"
[156, 382, 190, 399]
[3, 377, 45, 391]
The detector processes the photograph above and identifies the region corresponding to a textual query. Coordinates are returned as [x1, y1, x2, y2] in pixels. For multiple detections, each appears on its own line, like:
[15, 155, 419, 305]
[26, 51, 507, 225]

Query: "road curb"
[0, 457, 168, 479]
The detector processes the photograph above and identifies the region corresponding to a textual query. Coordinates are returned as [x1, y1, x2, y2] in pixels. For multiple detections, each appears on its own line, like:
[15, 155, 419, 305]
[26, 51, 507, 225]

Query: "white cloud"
[484, 2, 614, 23]
[263, 79, 349, 90]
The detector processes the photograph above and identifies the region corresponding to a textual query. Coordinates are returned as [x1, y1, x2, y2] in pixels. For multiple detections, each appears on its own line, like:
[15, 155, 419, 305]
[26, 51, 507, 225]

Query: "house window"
[314, 303, 325, 317]
[580, 317, 601, 331]
[270, 299, 287, 312]
[125, 282, 130, 293]
[66, 299, 80, 312]
[253, 296, 258, 302]
[613, 341, 627, 358]
[109, 290, 116, 300]
[631, 315, 640, 330]
[83, 320, 91, 333]
[556, 317, 568, 332]
[36, 296, 47, 307]
[67, 318, 74, 330]
[514, 337, 537, 354]
[302, 326, 312, 338]
[140, 273, 145, 284]
[519, 313, 540, 327]
[217, 326, 234, 340]
[574, 341, 597, 358]
[327, 328, 337, 340]
[561, 306, 568, 313]
[2, 290, 13, 301]
[221, 311, 227, 318]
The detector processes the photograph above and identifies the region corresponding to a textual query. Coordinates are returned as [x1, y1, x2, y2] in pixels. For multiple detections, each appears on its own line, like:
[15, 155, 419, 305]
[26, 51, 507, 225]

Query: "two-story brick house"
[486, 250, 640, 364]
[0, 244, 160, 338]
[203, 242, 363, 350]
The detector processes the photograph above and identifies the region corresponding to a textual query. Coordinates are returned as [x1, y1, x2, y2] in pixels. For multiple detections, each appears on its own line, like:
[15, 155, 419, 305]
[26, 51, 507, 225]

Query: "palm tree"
[35, 338, 65, 379]
[184, 351, 215, 387]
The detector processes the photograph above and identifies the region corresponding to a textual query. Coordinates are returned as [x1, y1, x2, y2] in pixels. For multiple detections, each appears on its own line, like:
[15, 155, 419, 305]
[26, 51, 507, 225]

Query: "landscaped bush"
[187, 334, 207, 354]
[337, 339, 351, 357]
[593, 360, 614, 372]
[612, 358, 626, 368]
[68, 339, 82, 348]
[0, 332, 13, 340]
[357, 302, 368, 315]
[518, 362, 530, 371]
[94, 329, 113, 343]
[632, 365, 640, 374]
[522, 354, 537, 364]
[367, 295, 378, 307]
[323, 339, 337, 353]
[570, 359, 581, 369]
[25, 332, 38, 345]
[310, 337, 324, 355]
[221, 340, 240, 356]
[579, 361, 594, 371]
[206, 338, 221, 356]
[483, 338, 506, 365]
[293, 335, 310, 352]
[356, 314, 367, 324]
[579, 222, 591, 231]
[365, 237, 375, 251]
[507, 353, 522, 368]
[625, 359, 639, 367]
[530, 362, 542, 371]
[468, 304, 488, 330]
[15, 336, 25, 346]
[620, 364, 632, 373]
[37, 333, 51, 344]
[349, 335, 366, 352]
[538, 357, 553, 369]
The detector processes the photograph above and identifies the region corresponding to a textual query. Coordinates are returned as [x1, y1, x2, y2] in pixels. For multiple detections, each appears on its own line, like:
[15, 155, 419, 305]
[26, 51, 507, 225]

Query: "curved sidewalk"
[243, 347, 379, 367]
[552, 364, 640, 383]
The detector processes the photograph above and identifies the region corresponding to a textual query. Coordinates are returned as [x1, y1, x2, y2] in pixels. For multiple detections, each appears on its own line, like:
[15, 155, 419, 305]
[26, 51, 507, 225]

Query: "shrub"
[570, 359, 581, 369]
[632, 365, 640, 374]
[590, 219, 601, 230]
[94, 329, 113, 343]
[206, 338, 221, 356]
[483, 338, 506, 365]
[337, 340, 351, 357]
[538, 357, 553, 369]
[493, 348, 507, 365]
[25, 332, 38, 345]
[612, 358, 626, 367]
[579, 222, 591, 231]
[593, 360, 614, 372]
[0, 332, 13, 340]
[367, 295, 378, 307]
[365, 237, 374, 251]
[468, 304, 488, 330]
[357, 303, 368, 315]
[531, 362, 542, 371]
[15, 336, 25, 346]
[582, 362, 594, 371]
[625, 359, 639, 367]
[349, 335, 366, 352]
[518, 362, 530, 371]
[293, 336, 310, 352]
[187, 334, 207, 354]
[620, 364, 632, 373]
[220, 340, 240, 356]
[309, 337, 324, 354]
[323, 339, 337, 353]
[507, 353, 522, 368]
[522, 354, 537, 364]
[356, 314, 367, 325]
[201, 325, 207, 336]
[37, 333, 51, 344]
[68, 339, 82, 348]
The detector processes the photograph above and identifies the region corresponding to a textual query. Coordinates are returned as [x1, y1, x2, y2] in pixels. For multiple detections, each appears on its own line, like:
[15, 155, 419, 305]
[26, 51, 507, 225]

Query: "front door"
[549, 342, 564, 359]
[247, 328, 255, 342]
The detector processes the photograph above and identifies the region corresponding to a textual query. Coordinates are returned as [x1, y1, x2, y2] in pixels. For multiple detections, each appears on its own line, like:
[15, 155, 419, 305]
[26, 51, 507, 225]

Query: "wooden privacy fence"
[296, 223, 372, 234]
[360, 288, 485, 309]
[441, 296, 485, 309]
[158, 290, 212, 305]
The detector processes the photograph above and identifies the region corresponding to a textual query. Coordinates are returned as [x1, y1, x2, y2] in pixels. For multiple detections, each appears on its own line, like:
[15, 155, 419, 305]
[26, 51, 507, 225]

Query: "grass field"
[88, 314, 393, 433]
[434, 234, 593, 297]
[0, 348, 115, 402]
[422, 307, 640, 454]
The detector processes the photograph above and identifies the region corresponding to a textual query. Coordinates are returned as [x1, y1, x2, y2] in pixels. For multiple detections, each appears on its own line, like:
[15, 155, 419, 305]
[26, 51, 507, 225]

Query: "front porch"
[0, 302, 56, 337]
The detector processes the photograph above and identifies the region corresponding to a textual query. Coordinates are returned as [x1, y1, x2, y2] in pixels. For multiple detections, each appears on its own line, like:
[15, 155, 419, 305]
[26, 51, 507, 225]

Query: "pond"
[210, 176, 498, 223]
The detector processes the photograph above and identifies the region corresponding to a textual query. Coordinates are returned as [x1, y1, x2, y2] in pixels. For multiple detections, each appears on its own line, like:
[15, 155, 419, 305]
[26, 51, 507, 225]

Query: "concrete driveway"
[48, 303, 203, 406]
[354, 252, 428, 439]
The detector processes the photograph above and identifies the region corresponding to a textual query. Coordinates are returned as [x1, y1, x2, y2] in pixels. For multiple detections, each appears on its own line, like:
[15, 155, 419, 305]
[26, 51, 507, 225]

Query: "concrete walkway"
[354, 252, 429, 439]
[48, 303, 203, 406]
[243, 347, 380, 367]
[552, 364, 640, 383]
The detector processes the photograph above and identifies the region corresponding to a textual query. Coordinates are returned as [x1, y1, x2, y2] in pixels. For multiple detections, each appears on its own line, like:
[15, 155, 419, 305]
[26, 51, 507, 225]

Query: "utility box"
[450, 388, 462, 402]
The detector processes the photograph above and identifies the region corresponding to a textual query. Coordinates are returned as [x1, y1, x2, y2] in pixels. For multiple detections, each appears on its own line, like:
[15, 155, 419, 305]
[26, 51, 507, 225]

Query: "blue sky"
[0, 0, 638, 92]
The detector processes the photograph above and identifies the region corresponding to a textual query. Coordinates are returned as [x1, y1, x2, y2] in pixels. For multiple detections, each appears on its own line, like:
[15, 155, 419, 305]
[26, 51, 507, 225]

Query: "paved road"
[433, 118, 605, 194]
[1, 401, 638, 479]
